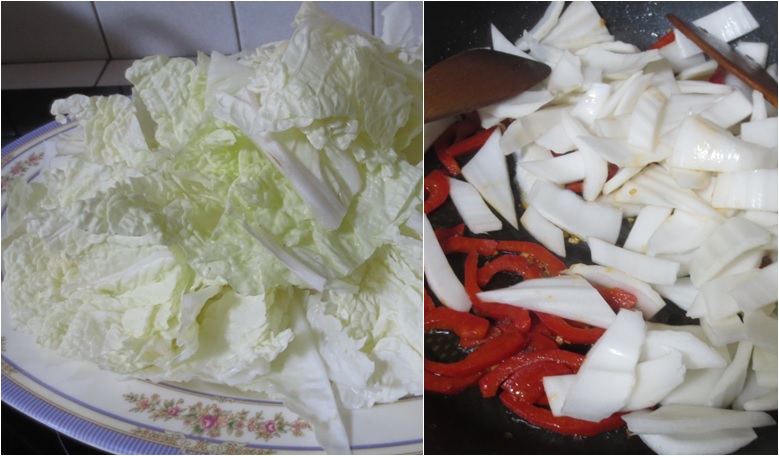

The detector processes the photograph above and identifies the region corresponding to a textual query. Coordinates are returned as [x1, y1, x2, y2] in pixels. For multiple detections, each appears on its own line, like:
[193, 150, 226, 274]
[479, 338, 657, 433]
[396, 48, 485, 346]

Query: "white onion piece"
[638, 428, 758, 455]
[623, 403, 775, 434]
[527, 179, 623, 244]
[571, 82, 611, 124]
[733, 370, 778, 411]
[641, 330, 727, 369]
[535, 122, 575, 154]
[574, 135, 659, 168]
[560, 309, 645, 421]
[662, 367, 728, 406]
[478, 90, 554, 128]
[670, 167, 711, 190]
[476, 275, 616, 328]
[659, 39, 707, 72]
[623, 351, 686, 411]
[548, 51, 583, 95]
[595, 114, 631, 139]
[647, 210, 720, 256]
[652, 277, 697, 311]
[491, 23, 533, 59]
[580, 47, 662, 79]
[688, 271, 754, 320]
[751, 91, 768, 121]
[676, 80, 734, 95]
[500, 106, 567, 154]
[513, 144, 553, 200]
[693, 1, 760, 43]
[564, 263, 667, 318]
[744, 310, 778, 353]
[688, 216, 772, 286]
[540, 1, 614, 52]
[627, 87, 665, 151]
[423, 215, 471, 312]
[446, 177, 502, 234]
[736, 42, 769, 68]
[588, 237, 680, 285]
[612, 165, 723, 219]
[543, 374, 576, 417]
[579, 140, 608, 202]
[461, 129, 518, 229]
[700, 89, 754, 129]
[729, 262, 778, 311]
[601, 165, 642, 195]
[623, 205, 672, 253]
[515, 1, 565, 49]
[671, 116, 776, 172]
[712, 169, 778, 212]
[752, 345, 779, 387]
[707, 340, 754, 408]
[519, 152, 585, 185]
[520, 206, 566, 258]
[673, 26, 704, 58]
[677, 59, 718, 81]
[700, 313, 747, 347]
[660, 93, 720, 134]
[741, 116, 778, 148]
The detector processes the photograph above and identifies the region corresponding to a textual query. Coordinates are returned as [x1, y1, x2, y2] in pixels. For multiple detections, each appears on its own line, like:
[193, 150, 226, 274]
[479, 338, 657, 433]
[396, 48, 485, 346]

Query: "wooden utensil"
[424, 49, 551, 123]
[667, 13, 778, 108]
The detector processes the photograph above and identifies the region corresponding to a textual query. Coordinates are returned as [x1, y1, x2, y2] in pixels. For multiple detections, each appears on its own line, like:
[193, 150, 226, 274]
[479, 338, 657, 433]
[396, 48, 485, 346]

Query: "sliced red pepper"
[594, 284, 638, 311]
[709, 64, 728, 84]
[452, 119, 482, 143]
[434, 224, 466, 243]
[477, 253, 547, 288]
[501, 361, 575, 404]
[424, 289, 436, 313]
[565, 181, 584, 194]
[441, 236, 499, 256]
[425, 369, 484, 395]
[459, 318, 522, 349]
[499, 392, 625, 437]
[446, 127, 496, 157]
[479, 349, 583, 398]
[464, 252, 532, 333]
[535, 312, 605, 345]
[433, 121, 464, 176]
[425, 332, 527, 378]
[649, 30, 675, 50]
[424, 306, 490, 341]
[525, 324, 560, 352]
[495, 240, 567, 276]
[424, 169, 450, 214]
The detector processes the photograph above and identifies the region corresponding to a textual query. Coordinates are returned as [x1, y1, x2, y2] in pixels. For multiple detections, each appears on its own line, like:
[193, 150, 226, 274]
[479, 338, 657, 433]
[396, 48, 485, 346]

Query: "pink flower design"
[167, 406, 181, 417]
[138, 399, 151, 410]
[264, 420, 277, 435]
[199, 414, 218, 430]
[247, 421, 258, 432]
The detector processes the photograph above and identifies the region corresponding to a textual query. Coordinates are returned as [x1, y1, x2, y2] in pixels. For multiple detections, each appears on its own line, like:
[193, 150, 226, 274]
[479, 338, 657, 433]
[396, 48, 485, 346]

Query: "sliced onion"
[652, 277, 698, 311]
[515, 1, 565, 49]
[565, 263, 667, 318]
[527, 179, 623, 244]
[623, 403, 774, 434]
[476, 275, 616, 328]
[647, 210, 721, 256]
[446, 177, 503, 234]
[423, 215, 471, 312]
[641, 330, 727, 369]
[478, 90, 554, 128]
[729, 262, 778, 311]
[588, 237, 680, 285]
[543, 373, 577, 417]
[520, 205, 566, 258]
[491, 23, 534, 59]
[638, 428, 758, 455]
[687, 216, 772, 286]
[699, 89, 754, 129]
[736, 42, 769, 68]
[519, 151, 585, 184]
[700, 313, 747, 347]
[622, 351, 686, 411]
[706, 341, 754, 408]
[560, 309, 645, 421]
[740, 116, 778, 148]
[623, 205, 672, 253]
[744, 309, 778, 353]
[462, 129, 518, 229]
[540, 1, 614, 52]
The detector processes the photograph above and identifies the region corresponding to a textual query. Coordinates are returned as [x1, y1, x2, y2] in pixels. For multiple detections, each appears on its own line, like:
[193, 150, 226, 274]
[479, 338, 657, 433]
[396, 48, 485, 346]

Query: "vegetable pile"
[2, 3, 422, 454]
[424, 2, 777, 454]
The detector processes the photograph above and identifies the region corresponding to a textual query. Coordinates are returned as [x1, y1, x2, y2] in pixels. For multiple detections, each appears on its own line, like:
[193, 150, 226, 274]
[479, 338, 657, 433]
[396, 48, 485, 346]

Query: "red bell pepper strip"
[459, 318, 522, 348]
[501, 361, 575, 404]
[495, 240, 567, 276]
[477, 253, 547, 288]
[479, 349, 584, 398]
[424, 289, 436, 313]
[709, 64, 728, 84]
[424, 332, 527, 378]
[499, 392, 625, 437]
[441, 236, 499, 256]
[464, 252, 533, 333]
[593, 284, 638, 311]
[446, 127, 496, 157]
[434, 224, 465, 243]
[424, 169, 450, 214]
[535, 312, 605, 345]
[425, 369, 484, 395]
[424, 306, 490, 341]
[525, 324, 560, 352]
[649, 30, 675, 50]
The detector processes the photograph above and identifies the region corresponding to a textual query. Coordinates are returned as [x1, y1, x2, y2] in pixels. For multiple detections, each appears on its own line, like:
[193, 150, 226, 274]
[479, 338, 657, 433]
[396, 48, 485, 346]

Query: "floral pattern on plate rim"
[124, 392, 312, 442]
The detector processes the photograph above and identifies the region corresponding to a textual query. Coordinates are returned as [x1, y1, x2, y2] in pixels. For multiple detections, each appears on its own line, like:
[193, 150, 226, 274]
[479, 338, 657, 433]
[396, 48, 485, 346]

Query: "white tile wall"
[1, 1, 422, 90]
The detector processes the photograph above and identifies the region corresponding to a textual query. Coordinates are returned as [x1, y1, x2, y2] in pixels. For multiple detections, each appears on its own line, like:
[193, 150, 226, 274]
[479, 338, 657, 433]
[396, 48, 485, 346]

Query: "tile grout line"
[230, 1, 243, 53]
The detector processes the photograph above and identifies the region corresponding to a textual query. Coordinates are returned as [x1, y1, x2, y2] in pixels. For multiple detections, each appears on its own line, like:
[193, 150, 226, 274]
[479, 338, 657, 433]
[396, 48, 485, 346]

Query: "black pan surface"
[423, 2, 778, 454]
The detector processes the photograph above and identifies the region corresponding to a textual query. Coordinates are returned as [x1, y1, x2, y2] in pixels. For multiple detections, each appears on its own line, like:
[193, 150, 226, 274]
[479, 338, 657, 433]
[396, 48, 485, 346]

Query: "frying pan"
[423, 2, 778, 454]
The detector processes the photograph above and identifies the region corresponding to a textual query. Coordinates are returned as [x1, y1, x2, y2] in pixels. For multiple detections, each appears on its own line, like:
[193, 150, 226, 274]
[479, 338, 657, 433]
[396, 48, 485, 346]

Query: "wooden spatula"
[667, 13, 778, 108]
[424, 49, 551, 123]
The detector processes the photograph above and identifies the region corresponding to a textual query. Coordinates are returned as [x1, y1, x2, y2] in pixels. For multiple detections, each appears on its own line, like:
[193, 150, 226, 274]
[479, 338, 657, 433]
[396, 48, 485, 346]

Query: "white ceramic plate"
[1, 121, 423, 455]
